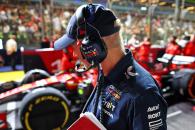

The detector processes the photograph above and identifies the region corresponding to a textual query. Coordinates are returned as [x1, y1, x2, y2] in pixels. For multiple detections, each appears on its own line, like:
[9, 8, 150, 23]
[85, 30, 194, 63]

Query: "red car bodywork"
[126, 45, 195, 87]
[0, 113, 7, 129]
[22, 48, 64, 74]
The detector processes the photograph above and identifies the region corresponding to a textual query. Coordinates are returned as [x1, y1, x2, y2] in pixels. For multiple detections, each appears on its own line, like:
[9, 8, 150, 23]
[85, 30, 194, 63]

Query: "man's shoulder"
[122, 82, 166, 109]
[121, 67, 161, 99]
[123, 81, 160, 100]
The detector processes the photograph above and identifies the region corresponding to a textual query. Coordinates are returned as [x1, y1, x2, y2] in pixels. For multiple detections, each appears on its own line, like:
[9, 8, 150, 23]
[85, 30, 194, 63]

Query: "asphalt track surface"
[167, 102, 195, 130]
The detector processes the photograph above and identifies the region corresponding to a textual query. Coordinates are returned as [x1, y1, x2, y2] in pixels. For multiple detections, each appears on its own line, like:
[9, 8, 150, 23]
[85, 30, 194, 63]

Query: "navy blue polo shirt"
[84, 52, 167, 130]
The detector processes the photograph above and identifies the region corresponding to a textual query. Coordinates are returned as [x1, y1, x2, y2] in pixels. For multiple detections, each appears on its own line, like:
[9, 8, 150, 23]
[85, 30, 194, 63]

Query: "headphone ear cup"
[80, 36, 107, 64]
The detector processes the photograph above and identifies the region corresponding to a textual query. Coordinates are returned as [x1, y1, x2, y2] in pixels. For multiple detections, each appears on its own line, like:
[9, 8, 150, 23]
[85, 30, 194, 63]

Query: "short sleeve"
[132, 89, 167, 130]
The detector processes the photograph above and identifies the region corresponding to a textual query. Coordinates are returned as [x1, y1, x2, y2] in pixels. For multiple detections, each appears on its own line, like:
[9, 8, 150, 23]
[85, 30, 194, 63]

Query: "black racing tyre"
[172, 69, 195, 99]
[19, 87, 70, 130]
[20, 69, 50, 85]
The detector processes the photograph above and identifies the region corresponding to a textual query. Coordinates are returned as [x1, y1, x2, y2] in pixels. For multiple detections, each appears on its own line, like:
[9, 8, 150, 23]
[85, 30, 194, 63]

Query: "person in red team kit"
[137, 37, 151, 70]
[60, 45, 77, 72]
[165, 36, 182, 55]
[182, 34, 195, 68]
[165, 36, 182, 69]
[183, 34, 195, 56]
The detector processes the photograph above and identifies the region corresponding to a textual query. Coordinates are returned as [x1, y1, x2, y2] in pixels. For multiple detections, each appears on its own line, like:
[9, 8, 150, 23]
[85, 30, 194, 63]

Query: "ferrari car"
[126, 45, 195, 103]
[152, 54, 195, 103]
[0, 48, 97, 130]
[0, 68, 97, 130]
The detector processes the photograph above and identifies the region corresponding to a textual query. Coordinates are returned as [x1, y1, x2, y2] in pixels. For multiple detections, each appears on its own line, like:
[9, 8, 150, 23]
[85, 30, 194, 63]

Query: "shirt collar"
[106, 52, 134, 86]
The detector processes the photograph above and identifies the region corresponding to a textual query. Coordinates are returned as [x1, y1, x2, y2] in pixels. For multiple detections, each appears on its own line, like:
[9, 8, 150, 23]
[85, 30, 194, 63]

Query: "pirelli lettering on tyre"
[35, 96, 60, 104]
[24, 112, 32, 130]
[28, 104, 33, 112]
[22, 94, 70, 130]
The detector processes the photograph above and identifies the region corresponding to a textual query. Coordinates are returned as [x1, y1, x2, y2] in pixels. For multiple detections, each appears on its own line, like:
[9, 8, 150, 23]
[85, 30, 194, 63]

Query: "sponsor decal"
[107, 85, 121, 100]
[149, 119, 163, 130]
[84, 49, 98, 57]
[103, 101, 116, 112]
[100, 85, 121, 119]
[147, 104, 163, 129]
[103, 108, 114, 119]
[147, 104, 160, 112]
[148, 112, 161, 119]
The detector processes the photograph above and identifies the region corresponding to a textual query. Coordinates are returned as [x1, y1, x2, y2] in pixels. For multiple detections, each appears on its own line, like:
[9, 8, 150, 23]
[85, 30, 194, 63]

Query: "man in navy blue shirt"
[54, 3, 167, 130]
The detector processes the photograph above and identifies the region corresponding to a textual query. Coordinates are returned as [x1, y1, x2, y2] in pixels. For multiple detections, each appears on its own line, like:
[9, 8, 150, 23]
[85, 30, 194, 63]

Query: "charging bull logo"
[84, 49, 98, 57]
[107, 85, 121, 100]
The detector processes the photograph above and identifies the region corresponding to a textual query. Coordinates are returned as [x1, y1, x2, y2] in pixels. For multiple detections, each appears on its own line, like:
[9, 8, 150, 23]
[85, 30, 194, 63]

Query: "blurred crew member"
[0, 55, 4, 67]
[128, 34, 140, 47]
[60, 45, 77, 72]
[183, 34, 195, 56]
[165, 36, 181, 55]
[182, 34, 195, 68]
[165, 36, 182, 69]
[5, 34, 17, 70]
[41, 36, 50, 48]
[178, 35, 190, 48]
[54, 4, 167, 130]
[137, 37, 151, 70]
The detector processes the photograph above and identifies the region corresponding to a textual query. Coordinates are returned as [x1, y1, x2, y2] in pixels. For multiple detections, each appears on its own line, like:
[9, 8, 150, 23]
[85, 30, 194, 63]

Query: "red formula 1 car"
[126, 45, 195, 103]
[152, 54, 195, 102]
[0, 48, 97, 130]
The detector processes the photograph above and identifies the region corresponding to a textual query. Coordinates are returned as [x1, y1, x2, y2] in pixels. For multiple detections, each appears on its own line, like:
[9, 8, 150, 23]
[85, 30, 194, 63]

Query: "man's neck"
[101, 48, 125, 76]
